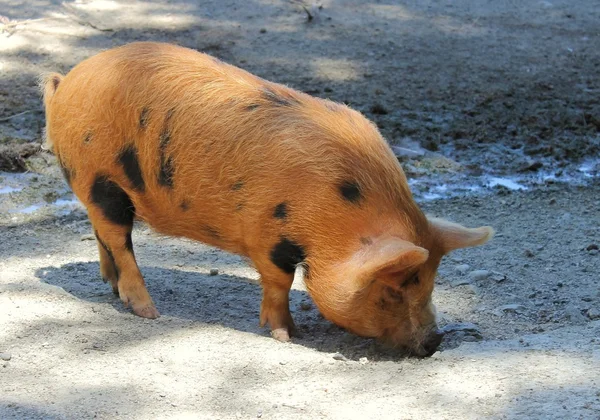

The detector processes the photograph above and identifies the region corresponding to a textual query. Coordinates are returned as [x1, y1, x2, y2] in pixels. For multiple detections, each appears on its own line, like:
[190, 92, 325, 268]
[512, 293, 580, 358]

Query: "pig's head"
[308, 217, 493, 357]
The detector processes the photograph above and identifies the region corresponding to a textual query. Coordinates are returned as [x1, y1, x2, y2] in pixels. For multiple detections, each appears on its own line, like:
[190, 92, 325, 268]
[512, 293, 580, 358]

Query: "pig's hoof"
[132, 303, 160, 319]
[270, 328, 291, 342]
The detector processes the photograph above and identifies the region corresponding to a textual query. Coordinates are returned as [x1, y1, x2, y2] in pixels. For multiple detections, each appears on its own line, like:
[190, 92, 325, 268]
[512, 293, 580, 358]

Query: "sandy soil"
[1, 1, 599, 419]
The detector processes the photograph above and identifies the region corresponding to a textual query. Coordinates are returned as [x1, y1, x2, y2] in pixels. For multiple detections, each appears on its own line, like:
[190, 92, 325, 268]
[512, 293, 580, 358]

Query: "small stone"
[450, 278, 471, 287]
[565, 305, 587, 325]
[586, 308, 600, 320]
[259, 28, 267, 33]
[468, 270, 490, 281]
[391, 146, 425, 160]
[300, 302, 312, 311]
[442, 322, 481, 335]
[0, 353, 11, 361]
[370, 103, 389, 115]
[454, 264, 471, 275]
[518, 161, 543, 172]
[586, 244, 599, 251]
[495, 304, 526, 316]
[80, 234, 95, 241]
[490, 272, 507, 283]
[209, 268, 219, 276]
[465, 285, 479, 295]
[359, 357, 368, 364]
[524, 249, 534, 258]
[332, 352, 347, 361]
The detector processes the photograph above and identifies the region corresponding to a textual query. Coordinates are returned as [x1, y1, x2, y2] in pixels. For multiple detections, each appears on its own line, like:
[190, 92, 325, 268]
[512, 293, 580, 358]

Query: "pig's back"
[47, 42, 420, 258]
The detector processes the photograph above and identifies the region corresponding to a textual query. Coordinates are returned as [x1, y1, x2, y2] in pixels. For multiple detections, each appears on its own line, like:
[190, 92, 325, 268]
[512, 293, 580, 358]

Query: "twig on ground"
[302, 5, 313, 22]
[61, 2, 114, 32]
[0, 110, 37, 122]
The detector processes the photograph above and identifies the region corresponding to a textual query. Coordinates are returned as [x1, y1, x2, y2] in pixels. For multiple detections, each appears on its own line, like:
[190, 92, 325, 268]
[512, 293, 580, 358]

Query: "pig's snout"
[421, 329, 444, 357]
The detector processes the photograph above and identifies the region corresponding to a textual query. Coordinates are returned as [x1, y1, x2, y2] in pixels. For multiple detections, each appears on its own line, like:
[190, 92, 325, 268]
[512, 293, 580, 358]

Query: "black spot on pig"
[274, 202, 288, 219]
[158, 156, 174, 187]
[340, 181, 361, 203]
[232, 180, 244, 191]
[159, 109, 174, 151]
[118, 146, 145, 192]
[90, 175, 135, 226]
[139, 107, 150, 129]
[262, 87, 298, 107]
[203, 225, 221, 240]
[360, 237, 373, 245]
[270, 237, 306, 274]
[157, 110, 175, 188]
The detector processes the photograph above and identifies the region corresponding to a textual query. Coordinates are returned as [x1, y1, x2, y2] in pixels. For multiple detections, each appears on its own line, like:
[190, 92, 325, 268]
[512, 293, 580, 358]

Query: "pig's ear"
[428, 217, 494, 253]
[353, 237, 429, 279]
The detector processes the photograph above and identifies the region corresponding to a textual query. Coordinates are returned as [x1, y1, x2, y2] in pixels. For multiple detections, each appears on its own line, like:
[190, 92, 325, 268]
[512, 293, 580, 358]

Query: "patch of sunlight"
[0, 33, 30, 52]
[366, 4, 415, 21]
[366, 4, 484, 36]
[71, 0, 198, 29]
[73, 0, 121, 11]
[310, 58, 362, 82]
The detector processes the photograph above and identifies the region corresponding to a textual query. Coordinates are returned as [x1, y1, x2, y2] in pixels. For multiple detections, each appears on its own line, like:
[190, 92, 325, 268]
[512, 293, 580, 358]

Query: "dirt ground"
[1, 1, 599, 419]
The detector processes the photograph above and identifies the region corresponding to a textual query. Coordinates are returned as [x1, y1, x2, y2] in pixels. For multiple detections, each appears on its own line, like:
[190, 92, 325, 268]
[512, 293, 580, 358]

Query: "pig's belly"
[129, 190, 249, 256]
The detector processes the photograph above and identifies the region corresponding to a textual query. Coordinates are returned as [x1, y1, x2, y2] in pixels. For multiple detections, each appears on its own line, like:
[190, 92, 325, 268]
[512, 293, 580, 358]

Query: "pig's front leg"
[257, 266, 296, 342]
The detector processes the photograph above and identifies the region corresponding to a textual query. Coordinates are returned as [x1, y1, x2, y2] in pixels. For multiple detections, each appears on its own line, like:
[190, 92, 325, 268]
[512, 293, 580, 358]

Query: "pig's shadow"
[36, 262, 396, 360]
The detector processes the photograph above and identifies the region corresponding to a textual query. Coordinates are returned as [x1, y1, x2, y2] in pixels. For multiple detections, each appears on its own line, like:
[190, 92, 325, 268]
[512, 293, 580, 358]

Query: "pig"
[41, 42, 493, 356]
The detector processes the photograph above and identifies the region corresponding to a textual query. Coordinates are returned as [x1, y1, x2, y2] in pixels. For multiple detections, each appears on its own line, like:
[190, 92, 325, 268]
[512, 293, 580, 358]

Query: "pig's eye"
[404, 273, 420, 287]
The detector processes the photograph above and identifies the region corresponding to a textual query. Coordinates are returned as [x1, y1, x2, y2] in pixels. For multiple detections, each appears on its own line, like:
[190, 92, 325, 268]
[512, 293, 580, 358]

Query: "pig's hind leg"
[85, 176, 159, 319]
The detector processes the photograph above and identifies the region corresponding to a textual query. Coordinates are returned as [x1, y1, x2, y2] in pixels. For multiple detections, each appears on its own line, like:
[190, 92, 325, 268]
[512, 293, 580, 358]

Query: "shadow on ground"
[35, 261, 397, 360]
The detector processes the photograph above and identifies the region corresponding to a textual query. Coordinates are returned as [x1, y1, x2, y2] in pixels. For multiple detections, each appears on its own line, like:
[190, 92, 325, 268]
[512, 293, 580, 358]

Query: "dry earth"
[1, 1, 599, 419]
